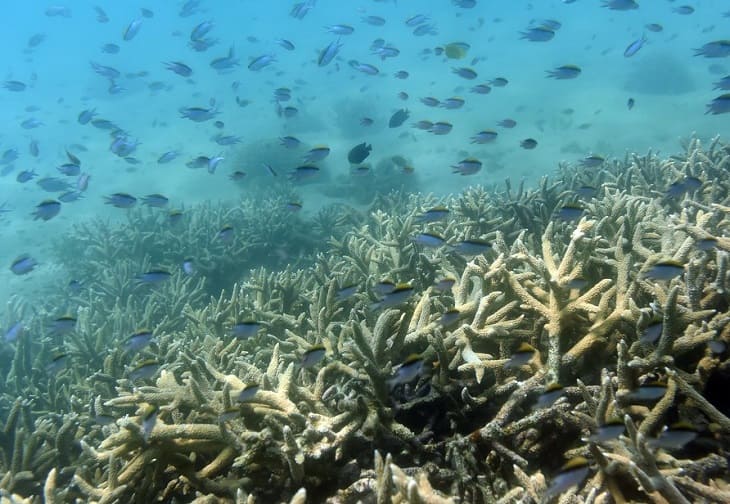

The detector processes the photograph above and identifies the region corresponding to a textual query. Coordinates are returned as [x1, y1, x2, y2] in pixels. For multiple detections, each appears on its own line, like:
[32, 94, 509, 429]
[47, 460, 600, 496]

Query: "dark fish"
[388, 108, 409, 128]
[546, 64, 581, 79]
[165, 61, 193, 77]
[37, 177, 71, 192]
[627, 97, 635, 109]
[602, 0, 639, 10]
[318, 39, 342, 67]
[694, 41, 730, 58]
[624, 34, 647, 58]
[348, 142, 372, 164]
[520, 26, 555, 42]
[104, 193, 137, 208]
[248, 54, 275, 71]
[123, 18, 143, 41]
[10, 255, 37, 275]
[137, 270, 172, 284]
[642, 261, 684, 281]
[520, 138, 538, 149]
[32, 200, 61, 221]
[3, 81, 27, 92]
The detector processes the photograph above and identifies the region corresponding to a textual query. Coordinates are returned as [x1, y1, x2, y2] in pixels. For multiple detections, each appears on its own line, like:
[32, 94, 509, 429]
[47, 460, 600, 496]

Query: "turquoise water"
[1, 1, 727, 302]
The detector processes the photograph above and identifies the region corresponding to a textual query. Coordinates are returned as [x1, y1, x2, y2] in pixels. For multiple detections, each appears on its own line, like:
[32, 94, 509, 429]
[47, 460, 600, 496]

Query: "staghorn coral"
[3, 136, 730, 503]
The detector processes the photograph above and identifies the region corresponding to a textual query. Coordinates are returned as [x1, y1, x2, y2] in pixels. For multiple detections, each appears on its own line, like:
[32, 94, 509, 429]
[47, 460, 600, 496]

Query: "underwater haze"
[1, 0, 728, 300]
[2, 1, 730, 503]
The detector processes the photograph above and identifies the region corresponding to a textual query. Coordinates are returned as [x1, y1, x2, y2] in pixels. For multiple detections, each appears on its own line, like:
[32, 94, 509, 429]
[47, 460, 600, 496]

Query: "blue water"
[0, 0, 727, 302]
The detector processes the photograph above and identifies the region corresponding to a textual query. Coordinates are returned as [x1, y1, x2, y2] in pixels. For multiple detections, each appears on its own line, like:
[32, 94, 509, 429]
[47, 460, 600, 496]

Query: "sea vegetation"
[1, 136, 730, 503]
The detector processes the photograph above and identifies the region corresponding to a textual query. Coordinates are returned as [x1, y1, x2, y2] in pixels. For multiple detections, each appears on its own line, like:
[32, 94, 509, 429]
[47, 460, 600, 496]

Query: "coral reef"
[2, 136, 730, 502]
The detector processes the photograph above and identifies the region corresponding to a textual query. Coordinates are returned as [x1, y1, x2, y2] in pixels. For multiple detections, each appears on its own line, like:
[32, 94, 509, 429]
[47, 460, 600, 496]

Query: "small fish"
[556, 204, 585, 221]
[336, 284, 359, 301]
[412, 120, 433, 130]
[47, 352, 69, 375]
[673, 5, 694, 15]
[303, 146, 330, 163]
[470, 84, 491, 94]
[289, 165, 320, 182]
[360, 117, 374, 126]
[452, 158, 482, 175]
[545, 457, 590, 499]
[218, 225, 234, 241]
[452, 239, 492, 256]
[394, 70, 409, 79]
[318, 39, 342, 67]
[371, 284, 415, 310]
[413, 232, 446, 248]
[452, 67, 477, 80]
[104, 193, 137, 208]
[624, 34, 647, 58]
[546, 64, 581, 79]
[416, 206, 450, 222]
[646, 422, 698, 451]
[505, 342, 536, 369]
[641, 319, 663, 344]
[348, 142, 372, 164]
[276, 38, 295, 50]
[3, 79, 27, 92]
[236, 384, 260, 402]
[706, 94, 730, 115]
[326, 24, 354, 35]
[625, 382, 667, 403]
[101, 43, 120, 54]
[157, 151, 179, 164]
[602, 0, 639, 10]
[137, 270, 172, 284]
[123, 18, 143, 41]
[429, 121, 453, 135]
[642, 261, 684, 281]
[440, 97, 465, 109]
[534, 383, 565, 410]
[179, 106, 218, 122]
[182, 258, 195, 275]
[696, 237, 718, 251]
[169, 210, 184, 225]
[520, 26, 555, 42]
[165, 61, 193, 77]
[4, 322, 23, 343]
[389, 108, 410, 128]
[229, 171, 247, 181]
[140, 404, 158, 442]
[125, 329, 154, 353]
[584, 420, 625, 444]
[51, 316, 77, 334]
[498, 118, 517, 128]
[231, 321, 263, 339]
[10, 255, 37, 275]
[645, 23, 663, 33]
[387, 354, 425, 388]
[129, 359, 160, 381]
[32, 200, 61, 221]
[470, 130, 498, 144]
[491, 77, 509, 87]
[520, 138, 538, 149]
[433, 277, 456, 292]
[627, 97, 635, 110]
[301, 344, 327, 368]
[16, 170, 37, 183]
[420, 97, 440, 107]
[280, 136, 301, 149]
[362, 15, 386, 26]
[141, 194, 169, 208]
[374, 280, 396, 296]
[440, 308, 461, 326]
[694, 41, 730, 58]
